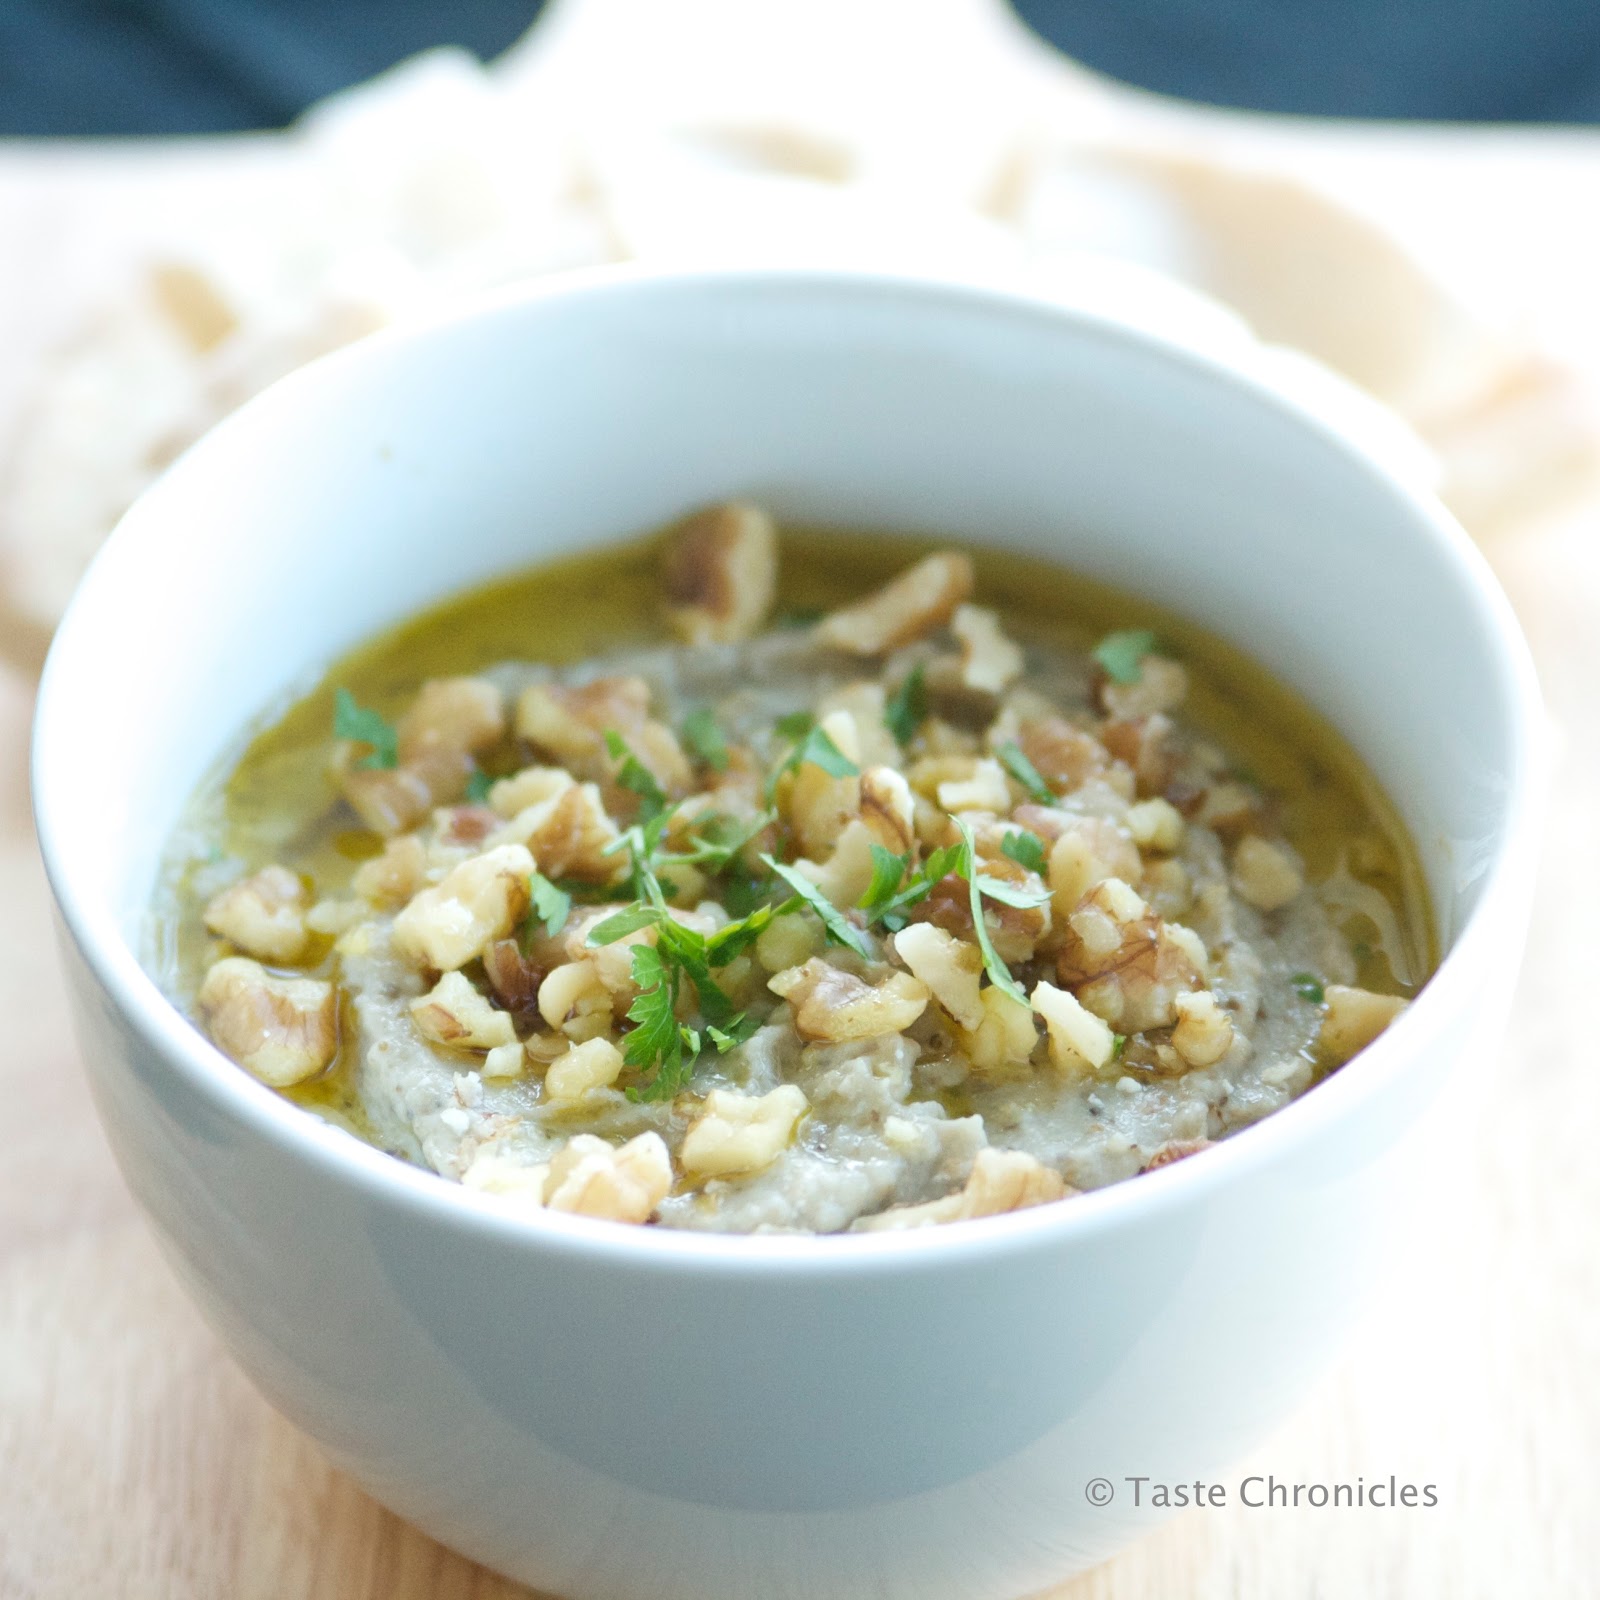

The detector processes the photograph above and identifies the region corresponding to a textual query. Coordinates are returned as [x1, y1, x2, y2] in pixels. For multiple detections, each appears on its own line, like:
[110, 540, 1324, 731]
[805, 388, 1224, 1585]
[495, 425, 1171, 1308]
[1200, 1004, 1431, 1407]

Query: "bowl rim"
[31, 261, 1544, 1276]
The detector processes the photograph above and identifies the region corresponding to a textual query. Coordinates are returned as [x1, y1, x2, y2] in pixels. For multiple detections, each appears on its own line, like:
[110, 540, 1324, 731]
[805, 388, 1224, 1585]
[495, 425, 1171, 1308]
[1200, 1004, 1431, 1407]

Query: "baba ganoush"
[154, 506, 1433, 1234]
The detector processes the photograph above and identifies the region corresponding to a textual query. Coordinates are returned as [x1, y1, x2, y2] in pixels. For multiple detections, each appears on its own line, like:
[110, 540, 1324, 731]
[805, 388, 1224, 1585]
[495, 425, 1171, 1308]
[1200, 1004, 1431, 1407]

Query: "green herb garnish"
[762, 856, 874, 959]
[466, 768, 494, 804]
[622, 945, 694, 1100]
[604, 729, 669, 823]
[952, 817, 1053, 1005]
[995, 739, 1055, 804]
[1290, 972, 1326, 1005]
[862, 841, 966, 931]
[333, 688, 398, 770]
[858, 844, 910, 917]
[1092, 628, 1159, 686]
[883, 664, 928, 747]
[766, 720, 859, 801]
[681, 707, 730, 772]
[524, 871, 572, 942]
[1000, 829, 1047, 874]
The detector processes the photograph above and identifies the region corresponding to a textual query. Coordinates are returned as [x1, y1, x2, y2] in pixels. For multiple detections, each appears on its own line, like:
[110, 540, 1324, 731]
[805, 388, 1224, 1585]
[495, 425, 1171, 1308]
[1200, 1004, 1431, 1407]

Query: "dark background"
[3, 0, 1599, 135]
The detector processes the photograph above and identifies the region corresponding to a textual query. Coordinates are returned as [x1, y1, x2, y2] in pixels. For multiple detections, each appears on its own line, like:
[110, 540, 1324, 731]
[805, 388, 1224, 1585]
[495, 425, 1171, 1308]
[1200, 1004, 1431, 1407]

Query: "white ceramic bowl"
[33, 267, 1539, 1600]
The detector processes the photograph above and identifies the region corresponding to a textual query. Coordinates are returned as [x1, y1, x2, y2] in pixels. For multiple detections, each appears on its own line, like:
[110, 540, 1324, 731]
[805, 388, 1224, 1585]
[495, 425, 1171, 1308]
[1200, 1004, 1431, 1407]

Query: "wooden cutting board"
[2, 132, 1596, 1599]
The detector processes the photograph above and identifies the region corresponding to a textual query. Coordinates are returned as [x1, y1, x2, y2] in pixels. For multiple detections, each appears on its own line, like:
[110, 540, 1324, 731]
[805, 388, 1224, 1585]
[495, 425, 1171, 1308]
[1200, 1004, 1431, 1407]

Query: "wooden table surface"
[2, 129, 1598, 1599]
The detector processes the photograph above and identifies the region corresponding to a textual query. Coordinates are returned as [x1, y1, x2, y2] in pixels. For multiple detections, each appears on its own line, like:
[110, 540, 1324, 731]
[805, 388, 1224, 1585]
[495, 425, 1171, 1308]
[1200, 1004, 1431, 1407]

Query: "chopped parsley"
[860, 841, 965, 931]
[604, 729, 669, 822]
[765, 719, 859, 801]
[1000, 828, 1047, 874]
[1290, 972, 1326, 1005]
[465, 768, 494, 804]
[1092, 628, 1159, 686]
[952, 818, 1052, 1005]
[333, 688, 398, 770]
[681, 707, 730, 772]
[995, 739, 1055, 805]
[526, 871, 572, 941]
[858, 844, 910, 917]
[762, 856, 874, 959]
[883, 664, 928, 746]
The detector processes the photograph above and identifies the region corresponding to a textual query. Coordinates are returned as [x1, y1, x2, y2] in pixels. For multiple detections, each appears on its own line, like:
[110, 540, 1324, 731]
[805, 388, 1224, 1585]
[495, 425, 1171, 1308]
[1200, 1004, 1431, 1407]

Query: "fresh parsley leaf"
[953, 818, 1028, 1005]
[765, 721, 859, 801]
[604, 729, 669, 822]
[527, 871, 572, 940]
[703, 895, 790, 963]
[858, 844, 909, 916]
[657, 809, 774, 875]
[774, 604, 825, 628]
[1112, 1032, 1128, 1061]
[865, 841, 965, 929]
[333, 688, 398, 770]
[774, 710, 815, 741]
[883, 664, 928, 746]
[587, 904, 663, 945]
[970, 871, 1052, 911]
[1093, 628, 1159, 686]
[1290, 972, 1326, 1005]
[681, 707, 730, 772]
[623, 945, 693, 1100]
[762, 856, 873, 959]
[708, 1015, 762, 1052]
[466, 768, 494, 803]
[994, 740, 1055, 805]
[1000, 829, 1047, 874]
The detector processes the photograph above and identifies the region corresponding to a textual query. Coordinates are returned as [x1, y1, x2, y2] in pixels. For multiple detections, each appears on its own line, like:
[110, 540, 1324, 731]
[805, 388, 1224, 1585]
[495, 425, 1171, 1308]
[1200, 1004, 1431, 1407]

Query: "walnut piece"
[392, 843, 534, 971]
[854, 1147, 1069, 1230]
[1318, 985, 1408, 1065]
[410, 970, 517, 1050]
[203, 865, 310, 963]
[660, 502, 778, 645]
[951, 604, 1024, 694]
[198, 957, 337, 1087]
[768, 958, 928, 1042]
[815, 551, 973, 655]
[680, 1084, 808, 1178]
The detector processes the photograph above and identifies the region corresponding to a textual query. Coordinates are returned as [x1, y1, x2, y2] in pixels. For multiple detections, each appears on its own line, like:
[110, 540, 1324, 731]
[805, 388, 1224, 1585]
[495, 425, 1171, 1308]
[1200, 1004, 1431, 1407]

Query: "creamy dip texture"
[154, 506, 1432, 1233]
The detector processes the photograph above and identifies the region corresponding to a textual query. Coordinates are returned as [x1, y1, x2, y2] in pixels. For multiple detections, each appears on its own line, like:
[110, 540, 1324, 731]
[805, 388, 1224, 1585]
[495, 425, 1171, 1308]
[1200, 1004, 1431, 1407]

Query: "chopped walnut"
[492, 781, 622, 884]
[1126, 797, 1185, 854]
[1031, 980, 1117, 1077]
[198, 957, 337, 1087]
[1101, 713, 1178, 797]
[545, 1036, 626, 1101]
[951, 605, 1024, 694]
[754, 912, 824, 974]
[1009, 715, 1110, 795]
[957, 984, 1039, 1072]
[516, 676, 692, 798]
[892, 922, 984, 1030]
[680, 1084, 808, 1178]
[1231, 835, 1304, 912]
[203, 865, 310, 963]
[769, 958, 928, 1042]
[536, 959, 614, 1042]
[392, 843, 534, 971]
[1142, 1138, 1212, 1172]
[410, 970, 517, 1050]
[1171, 989, 1234, 1068]
[937, 757, 1011, 815]
[1047, 817, 1143, 921]
[397, 676, 505, 766]
[334, 758, 435, 837]
[1100, 655, 1189, 721]
[1056, 878, 1203, 1032]
[351, 834, 428, 908]
[858, 765, 916, 855]
[482, 1041, 528, 1079]
[1318, 985, 1408, 1065]
[787, 708, 862, 857]
[544, 1132, 673, 1222]
[854, 1147, 1068, 1230]
[487, 765, 573, 819]
[815, 551, 973, 655]
[661, 502, 778, 645]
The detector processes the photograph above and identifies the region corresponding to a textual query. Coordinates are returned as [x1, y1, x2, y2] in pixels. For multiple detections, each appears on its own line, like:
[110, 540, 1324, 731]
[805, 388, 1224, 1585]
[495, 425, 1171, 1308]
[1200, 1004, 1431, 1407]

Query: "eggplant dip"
[156, 506, 1432, 1234]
